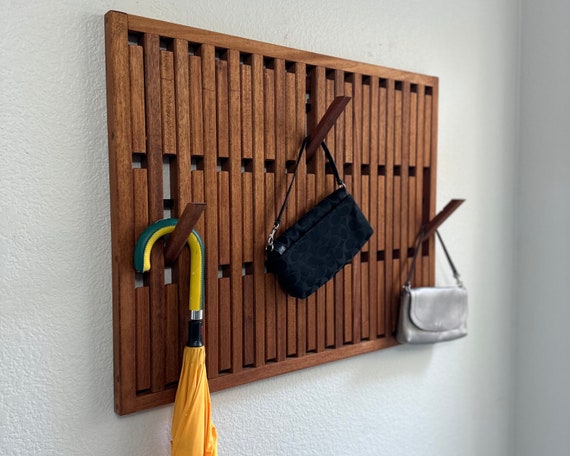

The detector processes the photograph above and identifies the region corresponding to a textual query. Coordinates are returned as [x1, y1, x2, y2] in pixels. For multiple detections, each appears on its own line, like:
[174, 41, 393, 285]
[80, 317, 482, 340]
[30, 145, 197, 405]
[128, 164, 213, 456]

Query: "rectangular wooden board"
[105, 10, 438, 415]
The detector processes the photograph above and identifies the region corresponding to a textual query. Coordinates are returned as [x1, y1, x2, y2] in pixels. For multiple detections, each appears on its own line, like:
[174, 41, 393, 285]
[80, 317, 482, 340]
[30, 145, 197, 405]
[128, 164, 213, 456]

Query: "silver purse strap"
[405, 228, 463, 288]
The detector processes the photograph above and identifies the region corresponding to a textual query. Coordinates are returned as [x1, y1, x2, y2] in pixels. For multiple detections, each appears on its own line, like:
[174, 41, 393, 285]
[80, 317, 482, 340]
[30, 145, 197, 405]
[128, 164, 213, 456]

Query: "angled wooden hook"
[164, 202, 207, 265]
[306, 96, 351, 162]
[422, 199, 465, 240]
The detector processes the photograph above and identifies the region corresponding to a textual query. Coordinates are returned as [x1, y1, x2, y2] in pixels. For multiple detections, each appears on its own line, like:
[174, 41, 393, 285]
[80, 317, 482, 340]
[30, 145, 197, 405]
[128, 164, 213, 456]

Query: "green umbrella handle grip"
[133, 219, 205, 312]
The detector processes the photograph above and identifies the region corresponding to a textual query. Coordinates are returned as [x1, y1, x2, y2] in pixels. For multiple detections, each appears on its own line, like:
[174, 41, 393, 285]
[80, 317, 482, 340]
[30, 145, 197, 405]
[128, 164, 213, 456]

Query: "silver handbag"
[397, 230, 467, 344]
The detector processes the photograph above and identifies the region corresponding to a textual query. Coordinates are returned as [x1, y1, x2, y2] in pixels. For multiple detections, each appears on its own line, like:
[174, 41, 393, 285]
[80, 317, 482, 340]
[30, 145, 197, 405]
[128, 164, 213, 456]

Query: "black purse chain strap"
[405, 227, 463, 289]
[266, 136, 345, 249]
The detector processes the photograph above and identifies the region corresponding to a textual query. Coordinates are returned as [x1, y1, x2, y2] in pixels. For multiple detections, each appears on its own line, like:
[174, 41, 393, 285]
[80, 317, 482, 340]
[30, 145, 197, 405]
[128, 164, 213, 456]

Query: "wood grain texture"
[105, 11, 137, 415]
[200, 44, 220, 378]
[273, 59, 288, 362]
[129, 45, 146, 154]
[227, 49, 244, 373]
[106, 11, 439, 414]
[126, 13, 436, 85]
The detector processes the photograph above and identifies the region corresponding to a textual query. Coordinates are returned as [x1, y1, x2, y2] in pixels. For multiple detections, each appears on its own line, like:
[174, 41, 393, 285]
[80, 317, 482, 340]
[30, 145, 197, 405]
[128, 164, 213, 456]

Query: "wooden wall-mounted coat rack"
[105, 11, 440, 415]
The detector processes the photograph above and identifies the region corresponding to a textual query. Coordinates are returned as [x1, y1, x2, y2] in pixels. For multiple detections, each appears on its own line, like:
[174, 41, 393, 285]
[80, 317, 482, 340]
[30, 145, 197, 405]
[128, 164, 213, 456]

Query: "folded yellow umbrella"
[134, 220, 217, 456]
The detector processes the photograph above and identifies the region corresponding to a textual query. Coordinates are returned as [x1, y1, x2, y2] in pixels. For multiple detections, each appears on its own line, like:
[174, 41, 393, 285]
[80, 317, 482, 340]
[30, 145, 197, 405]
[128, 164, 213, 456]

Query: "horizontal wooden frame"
[105, 10, 438, 415]
[125, 13, 436, 85]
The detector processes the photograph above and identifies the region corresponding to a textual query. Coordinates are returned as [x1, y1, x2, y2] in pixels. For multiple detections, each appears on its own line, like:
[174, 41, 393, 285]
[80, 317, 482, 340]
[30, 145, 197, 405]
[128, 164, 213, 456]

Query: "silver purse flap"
[409, 287, 468, 332]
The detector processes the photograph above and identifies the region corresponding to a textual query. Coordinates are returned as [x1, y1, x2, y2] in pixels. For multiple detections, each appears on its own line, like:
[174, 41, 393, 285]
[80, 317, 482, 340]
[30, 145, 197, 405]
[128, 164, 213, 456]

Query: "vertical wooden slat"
[376, 81, 388, 338]
[263, 63, 278, 361]
[325, 173, 337, 346]
[217, 61, 231, 265]
[242, 171, 253, 262]
[132, 183, 149, 365]
[406, 86, 419, 316]
[243, 274, 254, 366]
[351, 74, 362, 344]
[142, 36, 163, 219]
[377, 169, 386, 338]
[414, 84, 425, 287]
[265, 271, 277, 361]
[264, 66, 275, 160]
[295, 63, 315, 355]
[333, 70, 345, 348]
[322, 72, 336, 349]
[427, 83, 438, 286]
[308, 65, 326, 352]
[304, 174, 316, 353]
[241, 63, 254, 263]
[377, 260, 385, 338]
[360, 174, 370, 338]
[251, 54, 266, 368]
[424, 88, 433, 165]
[216, 59, 229, 159]
[423, 87, 434, 285]
[391, 82, 402, 336]
[283, 67, 299, 357]
[161, 51, 176, 156]
[265, 172, 277, 362]
[135, 287, 150, 392]
[344, 75, 356, 344]
[343, 221, 353, 344]
[218, 172, 230, 265]
[400, 83, 411, 259]
[241, 64, 253, 160]
[200, 44, 219, 377]
[191, 172, 205, 233]
[396, 82, 411, 332]
[172, 39, 191, 363]
[362, 81, 371, 166]
[133, 168, 149, 244]
[218, 277, 231, 371]
[408, 85, 418, 250]
[393, 84, 402, 252]
[368, 77, 379, 340]
[361, 259, 370, 340]
[383, 79, 395, 339]
[227, 49, 243, 373]
[142, 33, 166, 393]
[165, 284, 179, 384]
[285, 69, 297, 162]
[129, 45, 146, 154]
[189, 56, 203, 157]
[309, 65, 327, 354]
[273, 59, 288, 361]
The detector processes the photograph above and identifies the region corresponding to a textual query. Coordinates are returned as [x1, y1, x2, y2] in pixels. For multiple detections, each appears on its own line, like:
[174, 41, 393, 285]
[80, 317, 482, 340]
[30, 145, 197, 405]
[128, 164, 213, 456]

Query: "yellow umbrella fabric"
[171, 229, 217, 456]
[171, 345, 218, 456]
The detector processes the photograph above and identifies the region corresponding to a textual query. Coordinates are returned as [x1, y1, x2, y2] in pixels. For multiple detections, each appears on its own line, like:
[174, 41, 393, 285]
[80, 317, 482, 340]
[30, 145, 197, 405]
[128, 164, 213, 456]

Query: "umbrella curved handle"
[134, 218, 205, 312]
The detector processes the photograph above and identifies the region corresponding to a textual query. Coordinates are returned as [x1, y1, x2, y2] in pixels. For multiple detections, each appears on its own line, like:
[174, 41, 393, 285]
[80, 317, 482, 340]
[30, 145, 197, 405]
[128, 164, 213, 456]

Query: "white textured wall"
[515, 1, 570, 454]
[0, 1, 519, 455]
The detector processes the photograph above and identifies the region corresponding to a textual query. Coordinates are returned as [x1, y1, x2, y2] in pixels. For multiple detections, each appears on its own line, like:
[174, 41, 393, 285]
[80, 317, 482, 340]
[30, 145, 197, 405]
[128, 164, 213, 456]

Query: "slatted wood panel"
[105, 11, 438, 415]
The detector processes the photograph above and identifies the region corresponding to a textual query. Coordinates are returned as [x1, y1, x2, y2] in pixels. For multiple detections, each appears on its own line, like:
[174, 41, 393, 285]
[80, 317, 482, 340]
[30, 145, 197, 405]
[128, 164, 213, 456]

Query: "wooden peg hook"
[164, 202, 207, 265]
[422, 199, 465, 240]
[306, 96, 351, 161]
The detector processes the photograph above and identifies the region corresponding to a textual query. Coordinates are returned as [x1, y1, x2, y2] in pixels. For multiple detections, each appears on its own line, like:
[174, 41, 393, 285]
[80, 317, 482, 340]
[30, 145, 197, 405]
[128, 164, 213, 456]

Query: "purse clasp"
[266, 223, 280, 251]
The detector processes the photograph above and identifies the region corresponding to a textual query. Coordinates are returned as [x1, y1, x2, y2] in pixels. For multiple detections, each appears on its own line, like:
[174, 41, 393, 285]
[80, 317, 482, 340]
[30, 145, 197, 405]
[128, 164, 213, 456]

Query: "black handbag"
[265, 137, 373, 299]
